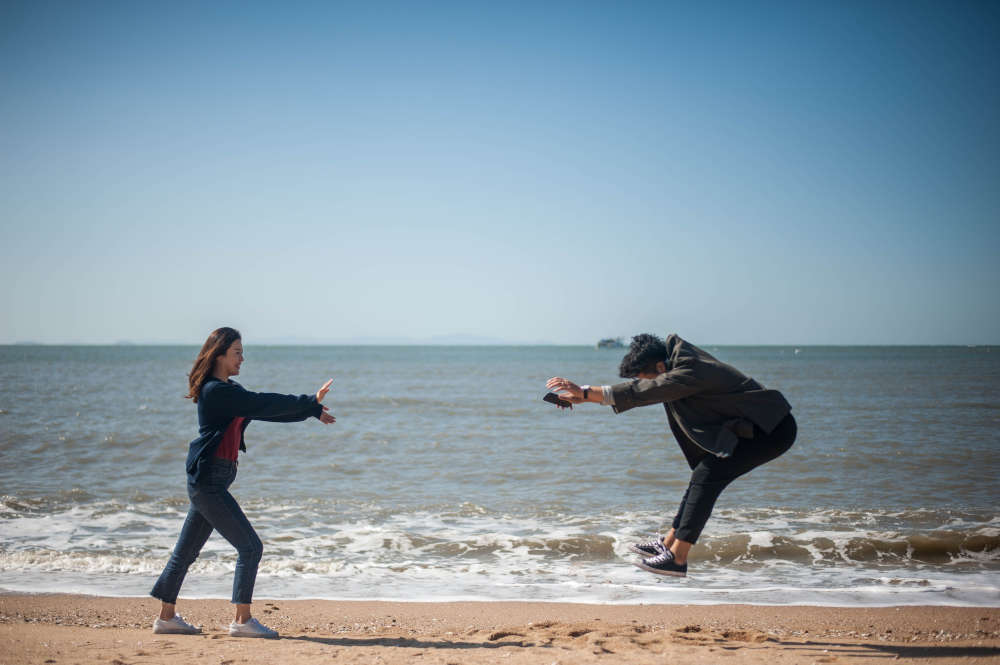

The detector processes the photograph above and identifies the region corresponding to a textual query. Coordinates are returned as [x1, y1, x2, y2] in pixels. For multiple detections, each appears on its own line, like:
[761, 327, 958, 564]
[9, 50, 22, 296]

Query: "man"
[546, 333, 796, 577]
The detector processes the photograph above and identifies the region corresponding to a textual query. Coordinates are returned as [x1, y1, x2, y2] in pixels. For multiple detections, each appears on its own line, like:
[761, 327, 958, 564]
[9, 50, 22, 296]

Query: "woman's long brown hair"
[186, 327, 241, 403]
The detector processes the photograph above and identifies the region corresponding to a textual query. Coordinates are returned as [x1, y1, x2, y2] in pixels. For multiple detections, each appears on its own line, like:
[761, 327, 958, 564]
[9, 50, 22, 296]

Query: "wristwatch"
[582, 385, 591, 400]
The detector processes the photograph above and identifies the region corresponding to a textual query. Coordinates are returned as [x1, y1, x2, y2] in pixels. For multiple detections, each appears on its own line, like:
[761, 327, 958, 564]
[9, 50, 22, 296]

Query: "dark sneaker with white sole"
[629, 537, 667, 557]
[634, 549, 687, 577]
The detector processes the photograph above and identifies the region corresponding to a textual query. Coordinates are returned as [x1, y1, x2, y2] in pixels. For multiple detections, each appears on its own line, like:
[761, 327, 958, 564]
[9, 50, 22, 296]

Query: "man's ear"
[656, 360, 668, 374]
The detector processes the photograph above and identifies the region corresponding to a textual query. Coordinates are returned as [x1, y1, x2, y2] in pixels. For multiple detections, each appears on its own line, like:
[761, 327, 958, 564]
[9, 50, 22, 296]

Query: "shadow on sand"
[728, 639, 1000, 661]
[284, 635, 539, 650]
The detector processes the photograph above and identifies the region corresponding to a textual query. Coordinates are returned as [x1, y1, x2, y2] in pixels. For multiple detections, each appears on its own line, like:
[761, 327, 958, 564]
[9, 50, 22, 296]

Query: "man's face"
[636, 361, 667, 380]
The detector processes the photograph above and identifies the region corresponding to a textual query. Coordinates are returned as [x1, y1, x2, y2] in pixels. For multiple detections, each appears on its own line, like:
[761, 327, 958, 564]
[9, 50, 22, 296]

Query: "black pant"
[672, 414, 797, 544]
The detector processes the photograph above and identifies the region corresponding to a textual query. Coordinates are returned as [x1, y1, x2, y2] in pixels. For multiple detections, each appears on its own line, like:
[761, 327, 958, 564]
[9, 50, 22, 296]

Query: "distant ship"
[596, 337, 625, 349]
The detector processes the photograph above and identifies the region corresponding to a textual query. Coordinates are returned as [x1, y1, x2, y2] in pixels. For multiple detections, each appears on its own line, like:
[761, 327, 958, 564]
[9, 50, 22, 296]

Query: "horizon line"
[3, 341, 997, 348]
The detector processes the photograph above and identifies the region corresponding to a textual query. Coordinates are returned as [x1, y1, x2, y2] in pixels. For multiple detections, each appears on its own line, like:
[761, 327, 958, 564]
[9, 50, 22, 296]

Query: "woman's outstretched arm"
[253, 380, 336, 423]
[205, 379, 333, 420]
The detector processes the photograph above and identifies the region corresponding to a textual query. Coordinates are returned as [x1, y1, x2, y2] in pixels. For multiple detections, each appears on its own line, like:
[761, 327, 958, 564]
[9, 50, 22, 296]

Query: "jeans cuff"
[150, 590, 177, 604]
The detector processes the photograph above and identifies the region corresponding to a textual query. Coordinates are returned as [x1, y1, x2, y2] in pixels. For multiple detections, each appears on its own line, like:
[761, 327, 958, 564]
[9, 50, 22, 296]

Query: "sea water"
[1, 344, 997, 605]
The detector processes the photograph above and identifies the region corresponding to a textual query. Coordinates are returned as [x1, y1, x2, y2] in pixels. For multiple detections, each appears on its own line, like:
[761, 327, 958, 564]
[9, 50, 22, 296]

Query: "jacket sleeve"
[253, 409, 321, 423]
[204, 381, 323, 420]
[611, 366, 705, 414]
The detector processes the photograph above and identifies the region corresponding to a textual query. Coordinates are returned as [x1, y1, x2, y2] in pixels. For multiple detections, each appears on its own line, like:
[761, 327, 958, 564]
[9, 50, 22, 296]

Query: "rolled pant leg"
[671, 486, 691, 533]
[150, 504, 215, 604]
[673, 473, 735, 544]
[674, 415, 797, 544]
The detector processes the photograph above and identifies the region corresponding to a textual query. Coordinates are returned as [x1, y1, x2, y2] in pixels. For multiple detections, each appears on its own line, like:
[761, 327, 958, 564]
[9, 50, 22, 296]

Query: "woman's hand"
[316, 379, 333, 403]
[546, 377, 584, 404]
[316, 380, 335, 423]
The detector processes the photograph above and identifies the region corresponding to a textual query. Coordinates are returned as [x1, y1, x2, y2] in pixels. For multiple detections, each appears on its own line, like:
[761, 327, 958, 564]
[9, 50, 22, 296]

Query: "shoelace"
[636, 538, 667, 553]
[242, 617, 273, 631]
[160, 614, 196, 630]
[646, 550, 675, 566]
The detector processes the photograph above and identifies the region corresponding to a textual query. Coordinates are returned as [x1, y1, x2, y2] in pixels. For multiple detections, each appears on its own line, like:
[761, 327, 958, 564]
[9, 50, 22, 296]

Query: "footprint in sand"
[720, 629, 775, 643]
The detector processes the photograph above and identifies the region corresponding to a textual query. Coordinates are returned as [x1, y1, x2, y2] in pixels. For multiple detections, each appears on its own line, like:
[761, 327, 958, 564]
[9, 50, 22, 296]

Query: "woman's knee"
[169, 548, 199, 570]
[238, 532, 263, 563]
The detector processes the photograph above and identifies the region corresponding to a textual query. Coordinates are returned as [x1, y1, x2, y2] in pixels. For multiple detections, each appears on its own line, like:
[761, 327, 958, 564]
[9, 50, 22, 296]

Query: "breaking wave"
[1, 497, 997, 605]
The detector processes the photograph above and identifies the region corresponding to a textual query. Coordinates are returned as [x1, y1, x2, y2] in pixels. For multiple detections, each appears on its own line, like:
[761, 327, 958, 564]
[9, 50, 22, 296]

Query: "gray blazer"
[610, 334, 791, 466]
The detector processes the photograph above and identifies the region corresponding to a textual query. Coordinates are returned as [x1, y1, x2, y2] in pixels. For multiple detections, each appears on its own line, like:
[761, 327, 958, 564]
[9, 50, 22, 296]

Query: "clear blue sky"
[2, 1, 998, 345]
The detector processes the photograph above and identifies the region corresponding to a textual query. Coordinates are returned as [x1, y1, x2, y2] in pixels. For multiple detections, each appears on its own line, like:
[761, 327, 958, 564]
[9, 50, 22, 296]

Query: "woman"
[547, 333, 795, 577]
[150, 327, 336, 638]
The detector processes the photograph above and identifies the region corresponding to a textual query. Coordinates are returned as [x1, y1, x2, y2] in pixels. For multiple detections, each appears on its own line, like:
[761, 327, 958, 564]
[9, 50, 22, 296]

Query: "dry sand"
[1, 593, 997, 664]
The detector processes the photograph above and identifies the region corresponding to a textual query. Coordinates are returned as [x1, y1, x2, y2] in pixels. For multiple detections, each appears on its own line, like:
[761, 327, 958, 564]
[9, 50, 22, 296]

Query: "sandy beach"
[1, 594, 997, 664]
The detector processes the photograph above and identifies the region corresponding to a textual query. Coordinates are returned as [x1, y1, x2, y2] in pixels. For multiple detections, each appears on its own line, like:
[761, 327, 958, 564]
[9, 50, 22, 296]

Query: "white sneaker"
[229, 617, 279, 639]
[153, 614, 202, 634]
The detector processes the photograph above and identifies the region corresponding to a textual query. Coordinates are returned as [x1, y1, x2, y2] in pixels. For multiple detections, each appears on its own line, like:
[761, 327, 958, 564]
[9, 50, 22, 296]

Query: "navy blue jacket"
[185, 377, 323, 483]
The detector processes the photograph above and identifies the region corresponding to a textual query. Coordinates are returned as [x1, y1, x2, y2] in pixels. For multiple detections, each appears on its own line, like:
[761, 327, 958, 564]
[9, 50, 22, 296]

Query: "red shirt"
[214, 417, 246, 461]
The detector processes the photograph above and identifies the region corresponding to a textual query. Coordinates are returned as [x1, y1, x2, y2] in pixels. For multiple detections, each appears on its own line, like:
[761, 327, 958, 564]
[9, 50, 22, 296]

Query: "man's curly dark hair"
[618, 333, 668, 378]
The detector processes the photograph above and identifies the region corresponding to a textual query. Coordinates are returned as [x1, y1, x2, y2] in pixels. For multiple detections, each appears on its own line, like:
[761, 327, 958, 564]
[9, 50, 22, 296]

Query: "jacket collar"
[664, 334, 681, 367]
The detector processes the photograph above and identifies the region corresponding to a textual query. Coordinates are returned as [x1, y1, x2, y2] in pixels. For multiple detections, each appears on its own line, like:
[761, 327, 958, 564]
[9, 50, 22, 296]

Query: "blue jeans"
[150, 459, 263, 605]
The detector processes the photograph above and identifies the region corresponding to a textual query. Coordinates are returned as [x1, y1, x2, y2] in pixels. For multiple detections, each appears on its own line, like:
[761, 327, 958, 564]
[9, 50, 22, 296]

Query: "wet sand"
[1, 594, 997, 664]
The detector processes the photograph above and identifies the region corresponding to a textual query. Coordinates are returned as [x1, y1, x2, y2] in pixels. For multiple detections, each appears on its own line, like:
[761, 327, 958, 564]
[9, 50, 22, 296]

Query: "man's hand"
[319, 405, 336, 424]
[546, 377, 584, 402]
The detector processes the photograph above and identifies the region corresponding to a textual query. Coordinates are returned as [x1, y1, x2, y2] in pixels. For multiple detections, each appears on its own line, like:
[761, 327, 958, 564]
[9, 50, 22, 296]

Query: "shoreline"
[4, 587, 999, 609]
[2, 593, 997, 664]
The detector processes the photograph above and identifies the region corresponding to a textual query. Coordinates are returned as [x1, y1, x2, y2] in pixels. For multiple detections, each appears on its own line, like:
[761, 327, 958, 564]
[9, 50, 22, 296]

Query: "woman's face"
[215, 340, 244, 378]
